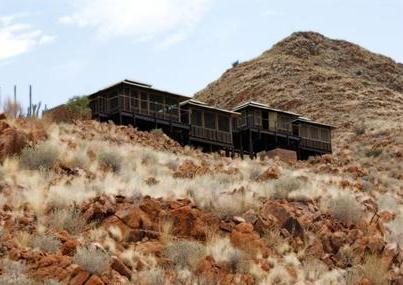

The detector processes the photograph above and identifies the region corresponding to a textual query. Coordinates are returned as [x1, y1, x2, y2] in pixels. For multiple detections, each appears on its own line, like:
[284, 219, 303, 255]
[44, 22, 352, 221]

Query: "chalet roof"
[180, 99, 240, 116]
[292, 118, 336, 129]
[88, 79, 191, 100]
[233, 101, 300, 116]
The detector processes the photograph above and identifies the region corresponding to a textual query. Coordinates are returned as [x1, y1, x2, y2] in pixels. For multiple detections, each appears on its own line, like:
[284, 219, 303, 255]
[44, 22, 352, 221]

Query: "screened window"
[218, 114, 230, 131]
[191, 110, 203, 126]
[204, 111, 216, 129]
[320, 128, 330, 142]
[140, 93, 148, 112]
[254, 110, 262, 126]
[310, 126, 319, 140]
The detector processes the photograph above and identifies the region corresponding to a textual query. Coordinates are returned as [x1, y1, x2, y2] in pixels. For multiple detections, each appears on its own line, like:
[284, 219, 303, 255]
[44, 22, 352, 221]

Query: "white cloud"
[60, 0, 213, 43]
[0, 15, 55, 61]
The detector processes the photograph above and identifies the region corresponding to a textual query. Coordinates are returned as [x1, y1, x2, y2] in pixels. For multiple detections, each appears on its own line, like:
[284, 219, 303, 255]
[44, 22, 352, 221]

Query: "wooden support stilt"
[249, 130, 254, 159]
[225, 148, 230, 157]
[240, 132, 244, 159]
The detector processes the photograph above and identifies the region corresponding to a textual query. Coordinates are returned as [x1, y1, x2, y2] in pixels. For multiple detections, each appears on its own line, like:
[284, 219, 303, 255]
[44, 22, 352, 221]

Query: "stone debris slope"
[0, 116, 402, 284]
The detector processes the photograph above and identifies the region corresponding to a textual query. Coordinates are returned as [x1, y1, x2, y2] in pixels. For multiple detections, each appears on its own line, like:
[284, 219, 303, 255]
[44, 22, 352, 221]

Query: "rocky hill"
[195, 32, 403, 132]
[0, 116, 402, 284]
[196, 31, 403, 196]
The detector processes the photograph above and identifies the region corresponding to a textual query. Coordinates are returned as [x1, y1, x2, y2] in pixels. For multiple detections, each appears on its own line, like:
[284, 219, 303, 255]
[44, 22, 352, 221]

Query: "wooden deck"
[88, 80, 334, 160]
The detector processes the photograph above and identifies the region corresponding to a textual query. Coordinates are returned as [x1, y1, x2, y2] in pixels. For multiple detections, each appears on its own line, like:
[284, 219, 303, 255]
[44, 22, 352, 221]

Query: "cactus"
[28, 101, 42, 118]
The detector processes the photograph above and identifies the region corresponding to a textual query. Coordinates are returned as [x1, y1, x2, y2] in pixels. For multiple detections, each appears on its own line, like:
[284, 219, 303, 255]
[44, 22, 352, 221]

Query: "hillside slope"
[196, 32, 403, 192]
[0, 117, 402, 284]
[195, 32, 403, 131]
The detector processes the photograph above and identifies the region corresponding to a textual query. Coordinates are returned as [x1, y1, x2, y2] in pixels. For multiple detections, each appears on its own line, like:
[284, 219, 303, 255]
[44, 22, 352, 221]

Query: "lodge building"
[88, 79, 334, 160]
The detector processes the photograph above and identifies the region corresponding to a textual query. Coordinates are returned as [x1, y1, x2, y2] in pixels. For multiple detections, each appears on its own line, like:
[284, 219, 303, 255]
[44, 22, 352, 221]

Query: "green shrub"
[19, 143, 59, 170]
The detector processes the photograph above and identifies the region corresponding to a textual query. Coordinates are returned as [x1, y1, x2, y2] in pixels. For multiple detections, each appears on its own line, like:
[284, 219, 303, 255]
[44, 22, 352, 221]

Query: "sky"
[0, 0, 402, 110]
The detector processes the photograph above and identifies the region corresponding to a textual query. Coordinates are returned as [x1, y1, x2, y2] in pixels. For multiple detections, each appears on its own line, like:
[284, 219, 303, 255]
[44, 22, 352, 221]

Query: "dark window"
[191, 109, 203, 126]
[218, 114, 229, 131]
[204, 111, 216, 129]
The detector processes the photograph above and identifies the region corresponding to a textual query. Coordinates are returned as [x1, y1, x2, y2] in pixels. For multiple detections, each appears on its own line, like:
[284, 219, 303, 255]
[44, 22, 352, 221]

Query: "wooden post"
[249, 130, 254, 159]
[240, 132, 244, 159]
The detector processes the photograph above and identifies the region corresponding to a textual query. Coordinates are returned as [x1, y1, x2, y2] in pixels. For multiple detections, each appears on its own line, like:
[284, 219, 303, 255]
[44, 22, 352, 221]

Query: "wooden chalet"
[232, 101, 301, 158]
[88, 79, 191, 143]
[179, 99, 239, 152]
[291, 118, 334, 159]
[88, 80, 335, 160]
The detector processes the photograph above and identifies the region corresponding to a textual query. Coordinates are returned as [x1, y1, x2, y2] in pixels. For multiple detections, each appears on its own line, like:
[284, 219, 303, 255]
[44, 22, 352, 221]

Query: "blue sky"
[0, 0, 402, 110]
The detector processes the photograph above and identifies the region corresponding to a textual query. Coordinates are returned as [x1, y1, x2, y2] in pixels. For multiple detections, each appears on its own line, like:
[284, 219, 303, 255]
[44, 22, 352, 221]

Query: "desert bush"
[135, 268, 166, 285]
[150, 128, 163, 135]
[328, 194, 363, 225]
[19, 143, 59, 170]
[0, 275, 36, 285]
[365, 148, 382, 158]
[248, 165, 262, 180]
[2, 259, 27, 276]
[272, 175, 301, 200]
[3, 98, 22, 118]
[98, 150, 122, 172]
[31, 234, 61, 253]
[67, 151, 90, 170]
[164, 240, 206, 269]
[386, 214, 403, 246]
[0, 259, 38, 285]
[227, 248, 249, 274]
[73, 245, 111, 275]
[141, 150, 158, 165]
[360, 254, 389, 285]
[48, 208, 87, 235]
[354, 125, 366, 136]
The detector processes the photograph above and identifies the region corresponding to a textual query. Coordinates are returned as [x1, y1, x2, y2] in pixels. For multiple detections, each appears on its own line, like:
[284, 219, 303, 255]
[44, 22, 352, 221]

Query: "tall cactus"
[28, 101, 42, 118]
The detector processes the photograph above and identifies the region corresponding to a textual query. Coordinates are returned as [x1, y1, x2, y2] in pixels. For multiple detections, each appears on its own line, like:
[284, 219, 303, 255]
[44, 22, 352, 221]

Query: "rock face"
[0, 116, 28, 161]
[195, 32, 403, 133]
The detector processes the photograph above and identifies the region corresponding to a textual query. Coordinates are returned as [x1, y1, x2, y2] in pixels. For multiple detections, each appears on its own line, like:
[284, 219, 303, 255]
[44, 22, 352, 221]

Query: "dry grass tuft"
[48, 208, 87, 235]
[73, 245, 111, 275]
[327, 194, 363, 225]
[19, 143, 59, 170]
[31, 234, 61, 253]
[164, 240, 206, 270]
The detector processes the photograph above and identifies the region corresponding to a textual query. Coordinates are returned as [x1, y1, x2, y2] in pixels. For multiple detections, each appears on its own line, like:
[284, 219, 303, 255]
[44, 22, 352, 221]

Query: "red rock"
[261, 201, 293, 226]
[0, 127, 28, 162]
[257, 166, 280, 181]
[230, 223, 269, 258]
[111, 256, 131, 279]
[69, 270, 90, 285]
[62, 239, 79, 256]
[84, 275, 104, 285]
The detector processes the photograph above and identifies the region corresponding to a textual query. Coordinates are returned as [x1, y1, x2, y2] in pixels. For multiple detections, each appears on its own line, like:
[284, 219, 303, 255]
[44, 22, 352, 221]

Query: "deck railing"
[300, 138, 331, 152]
[91, 95, 185, 123]
[235, 114, 292, 134]
[190, 126, 232, 144]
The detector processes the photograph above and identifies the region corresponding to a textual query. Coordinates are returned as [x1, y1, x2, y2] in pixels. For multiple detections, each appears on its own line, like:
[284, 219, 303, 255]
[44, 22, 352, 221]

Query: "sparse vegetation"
[272, 175, 301, 200]
[327, 194, 363, 225]
[98, 150, 122, 172]
[73, 245, 111, 275]
[164, 240, 206, 269]
[31, 234, 61, 253]
[48, 208, 87, 235]
[19, 143, 59, 170]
